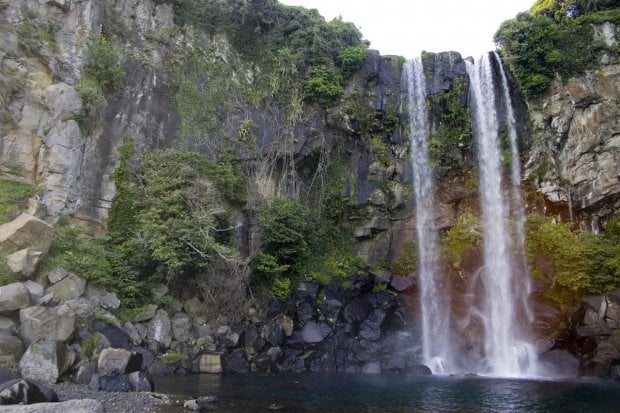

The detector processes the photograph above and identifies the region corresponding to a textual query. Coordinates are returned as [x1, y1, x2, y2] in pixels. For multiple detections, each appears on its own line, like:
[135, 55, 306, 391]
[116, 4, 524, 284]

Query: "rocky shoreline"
[53, 383, 175, 412]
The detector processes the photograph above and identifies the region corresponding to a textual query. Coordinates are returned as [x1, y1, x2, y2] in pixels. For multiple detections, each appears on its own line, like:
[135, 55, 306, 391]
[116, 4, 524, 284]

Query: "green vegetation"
[308, 251, 365, 285]
[525, 214, 620, 296]
[16, 19, 59, 53]
[0, 180, 39, 224]
[441, 210, 481, 268]
[162, 351, 187, 364]
[392, 241, 417, 277]
[427, 78, 473, 174]
[80, 335, 102, 359]
[254, 197, 310, 290]
[304, 66, 344, 106]
[76, 35, 124, 131]
[338, 46, 368, 78]
[494, 2, 620, 98]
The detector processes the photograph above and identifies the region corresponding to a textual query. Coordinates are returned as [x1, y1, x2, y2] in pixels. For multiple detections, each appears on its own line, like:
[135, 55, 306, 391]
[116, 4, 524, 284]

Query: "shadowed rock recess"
[1, 0, 620, 407]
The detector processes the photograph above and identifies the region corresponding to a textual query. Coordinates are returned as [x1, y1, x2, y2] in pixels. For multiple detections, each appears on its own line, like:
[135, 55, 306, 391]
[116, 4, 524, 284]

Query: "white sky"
[278, 0, 534, 58]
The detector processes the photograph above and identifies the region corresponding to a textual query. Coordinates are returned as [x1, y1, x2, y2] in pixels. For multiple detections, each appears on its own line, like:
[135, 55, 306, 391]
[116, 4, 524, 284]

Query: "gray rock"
[0, 378, 58, 405]
[0, 331, 23, 361]
[96, 348, 142, 374]
[0, 315, 17, 333]
[132, 304, 158, 322]
[19, 340, 76, 385]
[150, 284, 169, 300]
[85, 283, 120, 310]
[261, 315, 294, 346]
[73, 361, 96, 385]
[88, 369, 131, 392]
[147, 309, 172, 348]
[22, 281, 44, 300]
[362, 360, 381, 374]
[46, 268, 70, 284]
[127, 371, 154, 392]
[301, 321, 332, 343]
[0, 283, 30, 313]
[0, 399, 104, 412]
[47, 273, 86, 301]
[5, 249, 43, 278]
[183, 297, 206, 317]
[19, 305, 75, 344]
[0, 214, 54, 256]
[123, 321, 142, 346]
[538, 349, 579, 378]
[171, 312, 192, 342]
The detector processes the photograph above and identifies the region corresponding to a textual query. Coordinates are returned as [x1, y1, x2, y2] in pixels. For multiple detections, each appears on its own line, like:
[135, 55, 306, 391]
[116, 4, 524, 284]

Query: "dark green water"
[154, 373, 620, 412]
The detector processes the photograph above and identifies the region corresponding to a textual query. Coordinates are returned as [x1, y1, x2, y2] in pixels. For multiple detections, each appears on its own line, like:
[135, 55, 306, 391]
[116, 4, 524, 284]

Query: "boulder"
[46, 268, 69, 284]
[301, 321, 332, 344]
[183, 297, 206, 318]
[150, 284, 169, 300]
[0, 283, 30, 313]
[0, 316, 17, 333]
[19, 306, 75, 344]
[216, 325, 240, 348]
[5, 249, 43, 278]
[362, 360, 381, 374]
[73, 361, 96, 385]
[127, 371, 154, 392]
[0, 379, 58, 405]
[21, 281, 43, 301]
[390, 276, 416, 292]
[147, 310, 172, 348]
[359, 309, 385, 341]
[0, 332, 23, 362]
[342, 297, 372, 324]
[276, 349, 305, 373]
[0, 214, 54, 256]
[88, 369, 131, 392]
[538, 349, 579, 378]
[18, 340, 75, 385]
[171, 313, 192, 342]
[96, 348, 142, 374]
[221, 349, 249, 374]
[123, 322, 142, 346]
[47, 273, 86, 301]
[198, 354, 222, 374]
[261, 315, 294, 346]
[0, 399, 104, 412]
[92, 321, 131, 350]
[0, 368, 20, 383]
[131, 304, 158, 323]
[85, 283, 120, 310]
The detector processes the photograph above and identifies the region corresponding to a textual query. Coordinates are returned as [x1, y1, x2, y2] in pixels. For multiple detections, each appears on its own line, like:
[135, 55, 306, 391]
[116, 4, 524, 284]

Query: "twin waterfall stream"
[404, 53, 539, 377]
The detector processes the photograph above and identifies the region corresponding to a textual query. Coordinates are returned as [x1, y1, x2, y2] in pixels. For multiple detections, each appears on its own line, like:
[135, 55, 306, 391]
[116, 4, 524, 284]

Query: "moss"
[80, 335, 102, 359]
[441, 210, 481, 268]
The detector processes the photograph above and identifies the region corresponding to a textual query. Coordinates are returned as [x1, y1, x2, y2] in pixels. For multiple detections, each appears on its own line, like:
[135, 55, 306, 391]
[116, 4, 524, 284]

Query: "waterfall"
[466, 53, 538, 377]
[494, 51, 534, 324]
[404, 58, 451, 373]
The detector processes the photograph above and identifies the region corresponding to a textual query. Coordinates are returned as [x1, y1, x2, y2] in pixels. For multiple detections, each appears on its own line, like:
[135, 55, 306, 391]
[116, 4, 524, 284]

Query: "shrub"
[586, 215, 620, 293]
[80, 335, 102, 359]
[338, 46, 367, 78]
[524, 214, 590, 291]
[83, 35, 124, 93]
[271, 277, 291, 298]
[304, 66, 344, 106]
[75, 77, 106, 131]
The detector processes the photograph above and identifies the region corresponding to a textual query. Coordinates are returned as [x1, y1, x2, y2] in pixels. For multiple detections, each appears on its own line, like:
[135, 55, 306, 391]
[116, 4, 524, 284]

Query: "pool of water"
[154, 373, 620, 412]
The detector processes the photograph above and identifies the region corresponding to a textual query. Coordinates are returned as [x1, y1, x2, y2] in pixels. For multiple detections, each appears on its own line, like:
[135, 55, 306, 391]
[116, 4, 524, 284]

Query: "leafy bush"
[338, 46, 367, 78]
[254, 197, 310, 289]
[271, 277, 291, 298]
[524, 214, 590, 291]
[0, 180, 38, 224]
[80, 335, 102, 359]
[304, 66, 344, 106]
[83, 35, 124, 93]
[586, 216, 620, 293]
[392, 241, 417, 277]
[494, 6, 620, 99]
[75, 77, 106, 131]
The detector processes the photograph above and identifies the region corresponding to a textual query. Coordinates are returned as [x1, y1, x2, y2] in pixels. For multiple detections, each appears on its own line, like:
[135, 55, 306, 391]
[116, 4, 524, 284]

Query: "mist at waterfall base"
[155, 373, 620, 413]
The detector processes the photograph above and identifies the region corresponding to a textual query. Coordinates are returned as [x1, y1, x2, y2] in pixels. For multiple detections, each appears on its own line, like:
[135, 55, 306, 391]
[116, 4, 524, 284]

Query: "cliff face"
[525, 23, 620, 227]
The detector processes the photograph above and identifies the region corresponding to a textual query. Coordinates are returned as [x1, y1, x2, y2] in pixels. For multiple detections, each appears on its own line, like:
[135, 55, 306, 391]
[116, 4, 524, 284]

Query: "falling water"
[404, 58, 451, 373]
[494, 51, 535, 324]
[466, 54, 537, 377]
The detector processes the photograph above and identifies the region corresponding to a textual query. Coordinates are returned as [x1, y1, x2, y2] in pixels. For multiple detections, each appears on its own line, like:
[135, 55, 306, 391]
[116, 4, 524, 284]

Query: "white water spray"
[466, 54, 538, 377]
[404, 58, 451, 373]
